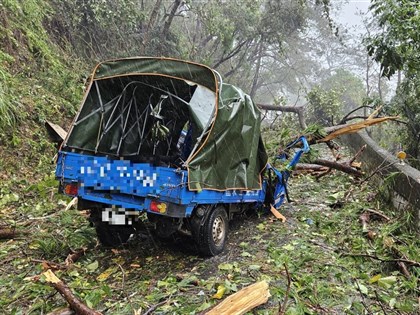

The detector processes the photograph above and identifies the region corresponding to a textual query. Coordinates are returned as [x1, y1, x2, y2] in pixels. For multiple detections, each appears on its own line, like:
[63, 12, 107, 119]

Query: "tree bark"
[161, 0, 182, 40]
[365, 54, 370, 117]
[250, 39, 263, 98]
[312, 159, 363, 177]
[141, 0, 163, 54]
[213, 40, 249, 69]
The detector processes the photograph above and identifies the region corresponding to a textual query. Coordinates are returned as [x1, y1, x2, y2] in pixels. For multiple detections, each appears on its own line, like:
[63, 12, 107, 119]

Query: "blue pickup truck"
[53, 57, 309, 256]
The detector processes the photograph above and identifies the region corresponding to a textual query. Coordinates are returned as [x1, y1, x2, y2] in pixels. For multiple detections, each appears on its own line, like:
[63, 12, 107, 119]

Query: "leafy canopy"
[367, 0, 420, 78]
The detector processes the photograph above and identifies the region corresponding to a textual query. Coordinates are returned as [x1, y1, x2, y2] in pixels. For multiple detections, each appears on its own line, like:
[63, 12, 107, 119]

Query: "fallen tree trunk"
[257, 104, 307, 129]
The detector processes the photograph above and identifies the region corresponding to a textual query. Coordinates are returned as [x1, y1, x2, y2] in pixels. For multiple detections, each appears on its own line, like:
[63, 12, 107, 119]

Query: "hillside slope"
[0, 0, 86, 185]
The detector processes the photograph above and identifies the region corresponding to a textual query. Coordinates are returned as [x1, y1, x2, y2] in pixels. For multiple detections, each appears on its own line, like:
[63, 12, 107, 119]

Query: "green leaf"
[239, 242, 249, 248]
[218, 263, 233, 271]
[256, 223, 265, 231]
[96, 267, 117, 282]
[357, 283, 368, 295]
[282, 244, 295, 251]
[378, 276, 397, 289]
[389, 298, 396, 308]
[196, 301, 212, 312]
[86, 260, 99, 272]
[177, 276, 198, 288]
[248, 264, 261, 271]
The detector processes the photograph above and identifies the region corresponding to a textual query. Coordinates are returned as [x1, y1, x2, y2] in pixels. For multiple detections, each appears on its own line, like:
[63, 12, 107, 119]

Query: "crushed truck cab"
[54, 57, 309, 256]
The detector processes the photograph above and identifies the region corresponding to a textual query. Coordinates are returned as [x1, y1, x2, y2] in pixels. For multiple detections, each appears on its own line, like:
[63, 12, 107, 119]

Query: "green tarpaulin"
[65, 57, 267, 191]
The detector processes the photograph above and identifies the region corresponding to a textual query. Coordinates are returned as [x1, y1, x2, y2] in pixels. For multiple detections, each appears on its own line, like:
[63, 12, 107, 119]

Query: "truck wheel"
[196, 205, 228, 256]
[95, 222, 134, 247]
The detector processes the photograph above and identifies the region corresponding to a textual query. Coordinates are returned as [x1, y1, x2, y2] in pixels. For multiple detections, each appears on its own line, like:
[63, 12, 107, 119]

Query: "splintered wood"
[205, 281, 270, 315]
[318, 116, 398, 143]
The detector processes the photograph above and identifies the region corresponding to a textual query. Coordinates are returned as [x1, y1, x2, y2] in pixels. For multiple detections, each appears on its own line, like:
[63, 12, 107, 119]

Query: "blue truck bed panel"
[56, 152, 267, 216]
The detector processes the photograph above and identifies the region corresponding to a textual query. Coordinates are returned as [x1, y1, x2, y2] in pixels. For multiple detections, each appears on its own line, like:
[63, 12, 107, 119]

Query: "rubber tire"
[197, 206, 228, 256]
[95, 222, 134, 247]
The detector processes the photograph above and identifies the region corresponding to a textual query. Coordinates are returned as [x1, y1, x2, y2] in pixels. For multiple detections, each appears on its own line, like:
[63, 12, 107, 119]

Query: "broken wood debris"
[354, 210, 419, 277]
[65, 247, 87, 266]
[317, 116, 398, 144]
[65, 197, 78, 211]
[282, 113, 398, 149]
[364, 208, 390, 222]
[31, 247, 87, 272]
[270, 204, 286, 222]
[278, 264, 291, 315]
[41, 269, 102, 315]
[312, 159, 363, 177]
[205, 281, 270, 315]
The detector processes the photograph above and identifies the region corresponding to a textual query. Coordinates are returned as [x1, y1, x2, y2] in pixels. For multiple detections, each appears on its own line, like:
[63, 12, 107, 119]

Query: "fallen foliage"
[0, 148, 418, 314]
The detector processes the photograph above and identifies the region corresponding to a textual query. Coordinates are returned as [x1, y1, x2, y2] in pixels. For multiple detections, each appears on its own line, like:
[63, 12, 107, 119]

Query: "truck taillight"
[64, 183, 78, 196]
[150, 201, 167, 214]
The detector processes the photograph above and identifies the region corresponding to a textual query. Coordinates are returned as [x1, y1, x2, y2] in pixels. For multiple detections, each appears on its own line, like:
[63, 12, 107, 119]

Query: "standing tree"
[366, 0, 420, 164]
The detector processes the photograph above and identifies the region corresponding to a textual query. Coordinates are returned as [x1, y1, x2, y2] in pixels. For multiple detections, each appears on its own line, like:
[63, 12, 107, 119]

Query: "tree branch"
[256, 104, 306, 129]
[341, 253, 420, 267]
[278, 264, 291, 315]
[312, 159, 363, 177]
[41, 270, 102, 315]
[339, 105, 374, 125]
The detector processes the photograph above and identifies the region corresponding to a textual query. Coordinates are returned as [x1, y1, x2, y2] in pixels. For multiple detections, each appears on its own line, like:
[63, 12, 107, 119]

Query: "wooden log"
[295, 164, 329, 172]
[205, 281, 270, 315]
[312, 159, 363, 177]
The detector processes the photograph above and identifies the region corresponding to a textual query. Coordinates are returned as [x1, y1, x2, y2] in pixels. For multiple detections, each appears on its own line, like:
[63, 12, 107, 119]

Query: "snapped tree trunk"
[257, 104, 307, 129]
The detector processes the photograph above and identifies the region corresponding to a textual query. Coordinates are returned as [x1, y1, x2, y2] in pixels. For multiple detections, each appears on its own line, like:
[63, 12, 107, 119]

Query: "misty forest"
[0, 0, 419, 314]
